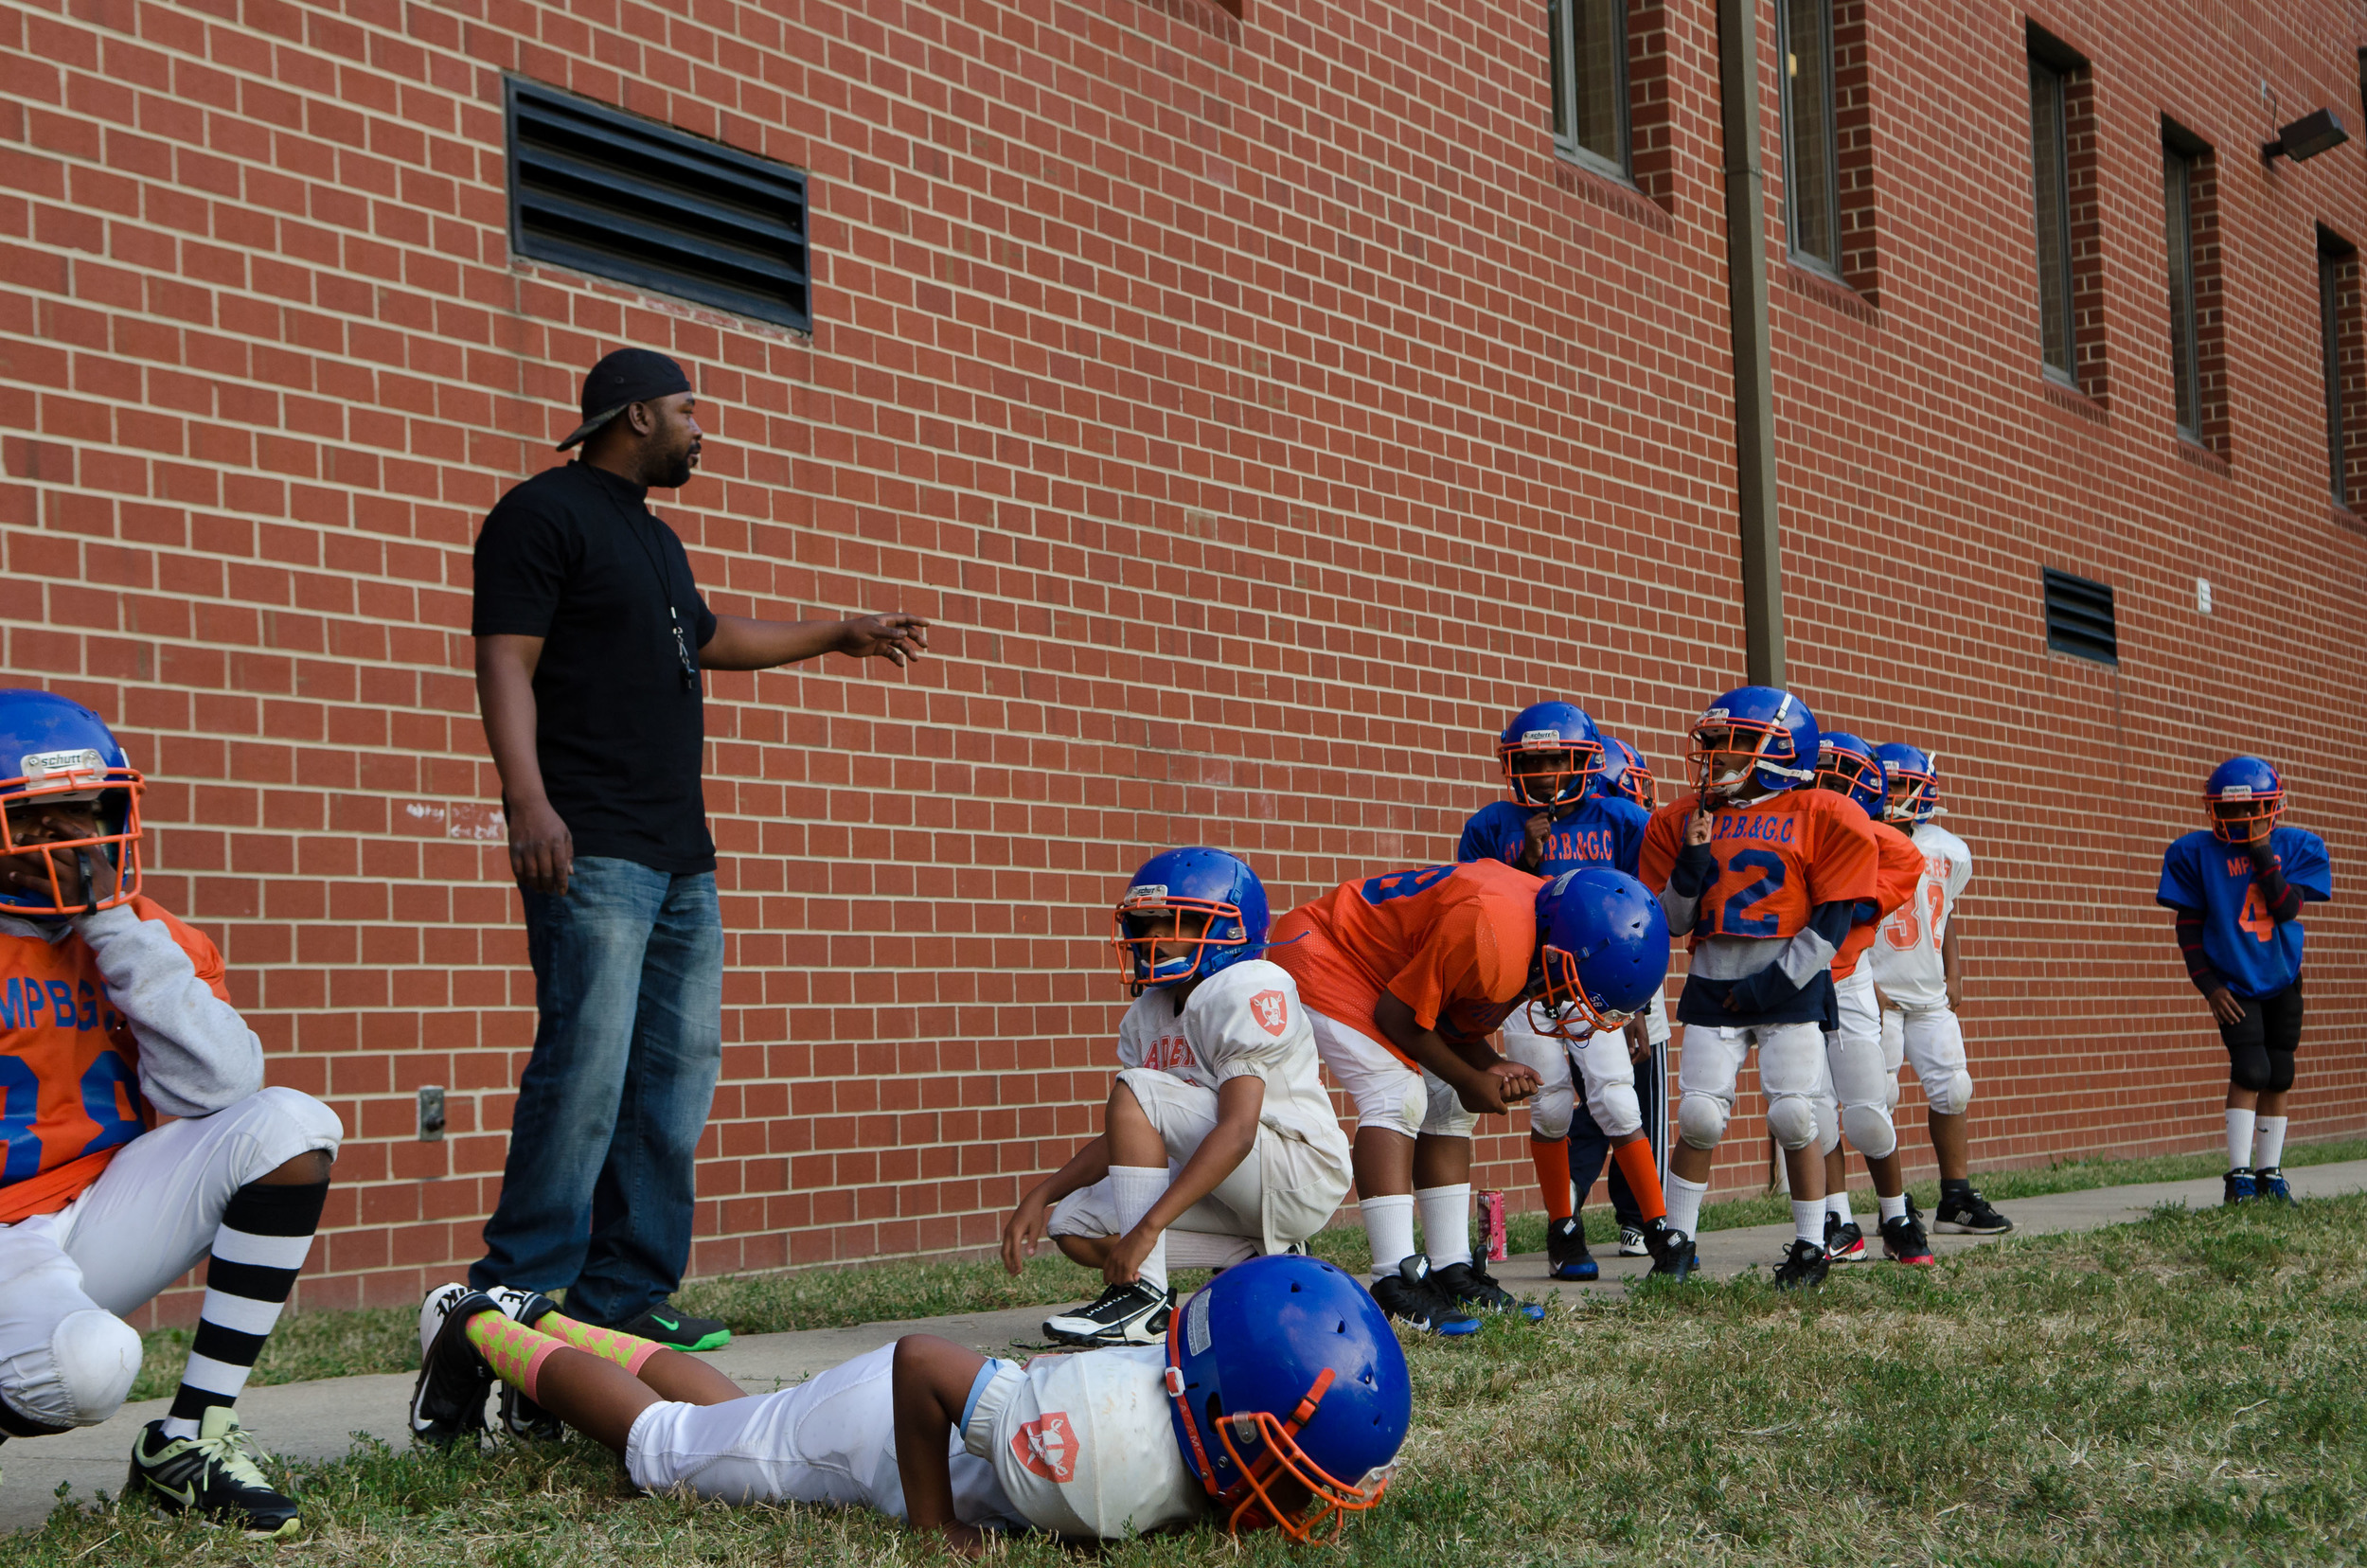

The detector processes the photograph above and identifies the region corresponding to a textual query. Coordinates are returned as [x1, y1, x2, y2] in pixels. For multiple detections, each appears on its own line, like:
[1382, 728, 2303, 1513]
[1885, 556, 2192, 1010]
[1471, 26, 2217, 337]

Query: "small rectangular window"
[1550, 0, 1630, 179]
[2164, 143, 2200, 437]
[507, 78, 812, 331]
[1779, 0, 1840, 269]
[2322, 229, 2355, 508]
[2042, 568, 2117, 666]
[2029, 60, 2074, 380]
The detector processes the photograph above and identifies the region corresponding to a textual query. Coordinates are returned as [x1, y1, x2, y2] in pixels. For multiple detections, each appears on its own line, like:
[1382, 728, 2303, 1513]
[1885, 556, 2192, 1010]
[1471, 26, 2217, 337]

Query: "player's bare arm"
[1372, 992, 1538, 1114]
[1101, 1075, 1265, 1286]
[1001, 1134, 1112, 1274]
[1941, 920, 1964, 1012]
[475, 633, 574, 896]
[892, 1335, 993, 1559]
[699, 612, 932, 670]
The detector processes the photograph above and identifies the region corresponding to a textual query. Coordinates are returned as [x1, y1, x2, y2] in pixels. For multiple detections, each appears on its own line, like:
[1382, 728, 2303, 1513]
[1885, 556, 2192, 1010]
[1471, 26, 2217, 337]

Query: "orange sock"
[1612, 1140, 1667, 1223]
[532, 1309, 663, 1375]
[1530, 1137, 1575, 1223]
[464, 1310, 566, 1399]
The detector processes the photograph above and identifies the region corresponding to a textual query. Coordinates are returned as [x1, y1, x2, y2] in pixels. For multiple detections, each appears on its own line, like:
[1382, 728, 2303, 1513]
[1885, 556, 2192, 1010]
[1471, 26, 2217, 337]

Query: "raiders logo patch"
[1249, 989, 1289, 1037]
[1012, 1412, 1079, 1483]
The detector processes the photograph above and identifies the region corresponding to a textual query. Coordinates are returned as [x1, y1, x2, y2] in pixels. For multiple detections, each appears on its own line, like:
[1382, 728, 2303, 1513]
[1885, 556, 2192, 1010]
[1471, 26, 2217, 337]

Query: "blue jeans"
[471, 857, 722, 1326]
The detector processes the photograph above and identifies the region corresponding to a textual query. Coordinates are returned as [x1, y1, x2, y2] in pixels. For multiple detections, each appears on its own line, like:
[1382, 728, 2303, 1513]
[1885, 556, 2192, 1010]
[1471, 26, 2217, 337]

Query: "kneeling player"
[409, 1253, 1409, 1550]
[2156, 758, 2331, 1204]
[1000, 849, 1352, 1346]
[0, 691, 341, 1536]
[1640, 687, 1878, 1289]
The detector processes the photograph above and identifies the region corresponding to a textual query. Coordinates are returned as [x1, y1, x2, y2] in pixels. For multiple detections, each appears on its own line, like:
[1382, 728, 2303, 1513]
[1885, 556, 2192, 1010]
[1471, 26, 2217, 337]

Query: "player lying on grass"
[1454, 706, 1674, 1284]
[408, 1254, 1409, 1552]
[1640, 686, 1878, 1290]
[1806, 733, 1931, 1266]
[0, 690, 342, 1537]
[999, 848, 1352, 1347]
[2156, 757, 2331, 1205]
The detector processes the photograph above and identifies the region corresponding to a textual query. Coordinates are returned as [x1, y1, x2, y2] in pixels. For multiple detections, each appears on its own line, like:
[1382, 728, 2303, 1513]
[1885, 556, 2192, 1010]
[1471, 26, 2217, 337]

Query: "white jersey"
[1867, 822, 1971, 1008]
[965, 1345, 1204, 1538]
[1115, 960, 1350, 1169]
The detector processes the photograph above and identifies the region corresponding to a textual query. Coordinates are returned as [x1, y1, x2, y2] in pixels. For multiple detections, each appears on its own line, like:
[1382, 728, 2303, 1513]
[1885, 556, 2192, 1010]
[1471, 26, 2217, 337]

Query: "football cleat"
[1644, 1229, 1700, 1282]
[1824, 1213, 1866, 1262]
[2254, 1168, 2293, 1204]
[124, 1408, 300, 1538]
[2223, 1169, 2257, 1206]
[1042, 1279, 1172, 1347]
[411, 1284, 496, 1449]
[1617, 1223, 1650, 1258]
[1879, 1212, 1935, 1266]
[1771, 1238, 1830, 1292]
[1368, 1255, 1482, 1337]
[1933, 1185, 2015, 1234]
[1546, 1217, 1599, 1281]
[1433, 1259, 1545, 1321]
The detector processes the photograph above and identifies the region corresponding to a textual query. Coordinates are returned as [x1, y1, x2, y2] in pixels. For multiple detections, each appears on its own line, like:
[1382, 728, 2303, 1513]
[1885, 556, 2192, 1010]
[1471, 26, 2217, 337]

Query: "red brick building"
[5, 0, 2363, 1316]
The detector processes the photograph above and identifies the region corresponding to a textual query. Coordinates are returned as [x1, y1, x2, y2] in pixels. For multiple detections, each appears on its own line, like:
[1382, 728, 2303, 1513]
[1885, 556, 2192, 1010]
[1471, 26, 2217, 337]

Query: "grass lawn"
[31, 1190, 2367, 1565]
[131, 1135, 2367, 1400]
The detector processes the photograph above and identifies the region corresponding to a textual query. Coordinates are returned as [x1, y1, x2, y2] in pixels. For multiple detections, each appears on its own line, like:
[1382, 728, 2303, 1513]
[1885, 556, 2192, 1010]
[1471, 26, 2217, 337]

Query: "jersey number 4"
[1717, 850, 1786, 937]
[2239, 885, 2276, 943]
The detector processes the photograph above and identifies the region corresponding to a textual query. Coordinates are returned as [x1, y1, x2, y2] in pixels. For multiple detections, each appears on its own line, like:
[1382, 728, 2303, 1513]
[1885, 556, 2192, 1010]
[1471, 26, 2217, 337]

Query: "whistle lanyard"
[604, 490, 701, 694]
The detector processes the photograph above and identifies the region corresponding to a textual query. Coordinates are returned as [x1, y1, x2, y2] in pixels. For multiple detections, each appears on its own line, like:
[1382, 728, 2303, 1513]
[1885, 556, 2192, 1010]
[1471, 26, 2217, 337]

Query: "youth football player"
[0, 691, 342, 1536]
[997, 848, 1352, 1346]
[1867, 743, 2015, 1234]
[408, 1254, 1409, 1550]
[2156, 757, 2332, 1203]
[1639, 686, 1879, 1289]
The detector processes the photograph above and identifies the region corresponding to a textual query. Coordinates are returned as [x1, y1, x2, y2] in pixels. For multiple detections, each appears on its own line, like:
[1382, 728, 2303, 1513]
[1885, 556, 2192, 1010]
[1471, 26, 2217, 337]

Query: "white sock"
[1824, 1190, 1854, 1226]
[2225, 1107, 2257, 1171]
[2253, 1116, 2288, 1172]
[1878, 1191, 1910, 1224]
[1792, 1198, 1824, 1248]
[1415, 1184, 1473, 1268]
[1665, 1173, 1707, 1238]
[1361, 1193, 1416, 1278]
[1107, 1165, 1170, 1294]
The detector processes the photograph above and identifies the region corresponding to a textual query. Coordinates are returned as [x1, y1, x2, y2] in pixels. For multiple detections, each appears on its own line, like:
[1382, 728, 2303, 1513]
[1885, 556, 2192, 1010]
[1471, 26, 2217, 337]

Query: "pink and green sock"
[464, 1312, 567, 1399]
[530, 1309, 664, 1375]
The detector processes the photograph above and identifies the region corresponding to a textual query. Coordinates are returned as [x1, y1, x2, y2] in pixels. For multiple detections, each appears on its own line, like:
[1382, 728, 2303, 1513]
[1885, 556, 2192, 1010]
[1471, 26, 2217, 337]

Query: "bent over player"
[410, 1253, 1409, 1550]
[1640, 686, 1878, 1289]
[0, 691, 341, 1535]
[999, 848, 1352, 1346]
[2156, 757, 2332, 1204]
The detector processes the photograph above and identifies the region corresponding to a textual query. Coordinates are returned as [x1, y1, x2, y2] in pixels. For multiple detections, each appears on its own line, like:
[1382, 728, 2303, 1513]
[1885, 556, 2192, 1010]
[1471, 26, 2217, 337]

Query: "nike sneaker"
[1824, 1213, 1866, 1262]
[1771, 1238, 1830, 1292]
[608, 1304, 731, 1352]
[1546, 1217, 1599, 1281]
[411, 1284, 495, 1449]
[1367, 1254, 1481, 1337]
[125, 1407, 300, 1538]
[1042, 1279, 1172, 1346]
[1617, 1223, 1651, 1258]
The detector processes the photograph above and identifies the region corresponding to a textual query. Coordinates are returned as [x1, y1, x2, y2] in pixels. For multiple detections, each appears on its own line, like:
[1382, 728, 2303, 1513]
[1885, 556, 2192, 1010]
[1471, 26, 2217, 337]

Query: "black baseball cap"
[557, 348, 694, 450]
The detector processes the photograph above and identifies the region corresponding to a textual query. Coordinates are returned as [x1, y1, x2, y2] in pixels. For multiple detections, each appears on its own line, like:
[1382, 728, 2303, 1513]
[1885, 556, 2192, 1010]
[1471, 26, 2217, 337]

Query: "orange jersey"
[0, 897, 227, 1224]
[1832, 818, 1926, 980]
[1639, 788, 1879, 945]
[1272, 861, 1544, 1049]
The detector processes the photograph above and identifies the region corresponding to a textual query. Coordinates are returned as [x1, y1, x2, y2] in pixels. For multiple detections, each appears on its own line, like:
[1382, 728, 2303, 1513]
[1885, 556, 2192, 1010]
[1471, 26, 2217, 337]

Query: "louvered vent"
[2042, 567, 2118, 666]
[507, 79, 810, 331]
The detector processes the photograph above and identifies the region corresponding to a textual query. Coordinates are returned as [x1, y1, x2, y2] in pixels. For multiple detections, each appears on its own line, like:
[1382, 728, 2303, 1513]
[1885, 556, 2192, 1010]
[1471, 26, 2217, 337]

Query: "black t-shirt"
[472, 462, 720, 873]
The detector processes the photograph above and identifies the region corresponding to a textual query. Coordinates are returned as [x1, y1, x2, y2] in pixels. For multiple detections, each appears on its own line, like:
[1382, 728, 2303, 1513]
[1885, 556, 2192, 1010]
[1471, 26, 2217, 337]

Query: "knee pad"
[2265, 1050, 2297, 1096]
[1677, 1090, 1730, 1150]
[1924, 1069, 1976, 1116]
[2227, 1046, 2272, 1095]
[1842, 1101, 1899, 1160]
[50, 1310, 141, 1426]
[1814, 1096, 1841, 1156]
[1528, 1078, 1575, 1142]
[1765, 1094, 1820, 1151]
[1588, 1082, 1642, 1142]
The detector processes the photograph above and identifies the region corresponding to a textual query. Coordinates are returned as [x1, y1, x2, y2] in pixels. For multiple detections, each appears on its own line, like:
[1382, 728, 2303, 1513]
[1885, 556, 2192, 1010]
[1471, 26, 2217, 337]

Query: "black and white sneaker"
[1433, 1259, 1544, 1321]
[411, 1284, 496, 1449]
[1934, 1185, 2016, 1234]
[2254, 1167, 2294, 1203]
[1824, 1213, 1866, 1262]
[124, 1407, 300, 1538]
[1042, 1279, 1172, 1346]
[1771, 1238, 1830, 1292]
[1547, 1217, 1599, 1281]
[1617, 1223, 1651, 1258]
[1367, 1254, 1482, 1337]
[2223, 1168, 2258, 1206]
[1880, 1211, 1935, 1266]
[482, 1286, 567, 1440]
[1645, 1227, 1700, 1282]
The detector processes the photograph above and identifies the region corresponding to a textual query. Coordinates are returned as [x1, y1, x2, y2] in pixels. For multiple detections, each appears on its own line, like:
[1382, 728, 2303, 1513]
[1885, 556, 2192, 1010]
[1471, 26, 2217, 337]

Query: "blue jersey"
[2155, 826, 2332, 998]
[1457, 794, 1647, 879]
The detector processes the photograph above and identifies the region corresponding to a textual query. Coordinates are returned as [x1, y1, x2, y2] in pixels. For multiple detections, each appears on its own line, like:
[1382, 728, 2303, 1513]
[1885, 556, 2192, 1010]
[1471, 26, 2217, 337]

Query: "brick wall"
[4, 0, 2363, 1318]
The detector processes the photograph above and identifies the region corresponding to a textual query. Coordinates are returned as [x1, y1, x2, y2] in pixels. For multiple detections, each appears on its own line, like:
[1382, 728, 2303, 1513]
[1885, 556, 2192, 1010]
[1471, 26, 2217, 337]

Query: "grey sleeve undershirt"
[74, 903, 263, 1117]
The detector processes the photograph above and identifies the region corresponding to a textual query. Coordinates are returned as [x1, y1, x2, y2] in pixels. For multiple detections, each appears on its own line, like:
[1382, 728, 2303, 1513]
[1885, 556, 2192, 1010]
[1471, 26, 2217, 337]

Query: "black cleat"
[1880, 1211, 1935, 1265]
[2223, 1168, 2258, 1206]
[1546, 1217, 1599, 1281]
[1934, 1185, 2015, 1234]
[1771, 1238, 1830, 1292]
[1433, 1259, 1544, 1321]
[124, 1408, 300, 1538]
[1041, 1279, 1172, 1346]
[2254, 1168, 2293, 1203]
[1824, 1212, 1866, 1262]
[1644, 1226, 1700, 1281]
[411, 1284, 497, 1450]
[1368, 1254, 1482, 1337]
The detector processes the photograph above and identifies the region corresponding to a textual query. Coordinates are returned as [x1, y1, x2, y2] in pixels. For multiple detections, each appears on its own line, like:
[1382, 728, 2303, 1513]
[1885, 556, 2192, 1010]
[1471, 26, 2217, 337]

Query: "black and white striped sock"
[161, 1179, 329, 1440]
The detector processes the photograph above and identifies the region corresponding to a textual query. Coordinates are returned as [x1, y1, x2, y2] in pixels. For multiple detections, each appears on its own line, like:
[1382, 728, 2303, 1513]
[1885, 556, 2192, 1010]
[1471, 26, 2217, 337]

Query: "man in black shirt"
[466, 349, 926, 1356]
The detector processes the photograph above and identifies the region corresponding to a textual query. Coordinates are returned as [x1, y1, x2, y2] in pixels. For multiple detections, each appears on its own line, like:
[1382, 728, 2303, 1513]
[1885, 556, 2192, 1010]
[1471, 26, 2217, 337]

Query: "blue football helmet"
[1689, 686, 1818, 801]
[1531, 866, 1670, 1040]
[1112, 846, 1271, 994]
[1164, 1254, 1410, 1541]
[1496, 701, 1604, 811]
[1814, 731, 1887, 820]
[2205, 756, 2283, 846]
[1873, 742, 1942, 824]
[0, 689, 144, 916]
[1594, 736, 1656, 810]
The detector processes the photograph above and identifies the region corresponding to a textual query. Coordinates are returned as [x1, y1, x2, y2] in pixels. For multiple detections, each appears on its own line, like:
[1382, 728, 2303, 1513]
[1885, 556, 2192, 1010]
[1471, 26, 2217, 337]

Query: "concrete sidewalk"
[8, 1160, 2362, 1532]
